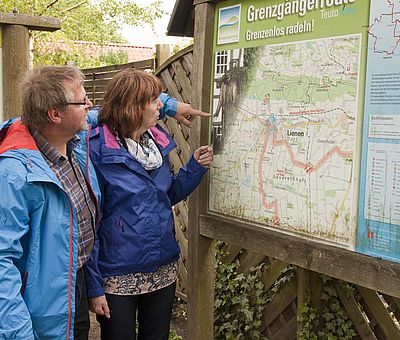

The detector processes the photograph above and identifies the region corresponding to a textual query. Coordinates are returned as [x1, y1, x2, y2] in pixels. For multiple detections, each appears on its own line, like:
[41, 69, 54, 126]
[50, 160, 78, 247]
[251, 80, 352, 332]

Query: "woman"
[84, 69, 213, 340]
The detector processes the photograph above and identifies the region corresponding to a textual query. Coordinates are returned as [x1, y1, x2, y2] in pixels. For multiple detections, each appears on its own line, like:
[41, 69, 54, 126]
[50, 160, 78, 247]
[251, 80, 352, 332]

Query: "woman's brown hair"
[99, 69, 162, 138]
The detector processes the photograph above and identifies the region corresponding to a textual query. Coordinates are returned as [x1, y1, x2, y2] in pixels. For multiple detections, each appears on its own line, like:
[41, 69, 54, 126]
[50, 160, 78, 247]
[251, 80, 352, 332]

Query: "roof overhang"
[167, 0, 195, 37]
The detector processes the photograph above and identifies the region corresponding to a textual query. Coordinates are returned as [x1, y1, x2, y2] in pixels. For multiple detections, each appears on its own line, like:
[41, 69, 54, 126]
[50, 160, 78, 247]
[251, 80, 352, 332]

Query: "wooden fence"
[82, 46, 400, 339]
[82, 58, 155, 106]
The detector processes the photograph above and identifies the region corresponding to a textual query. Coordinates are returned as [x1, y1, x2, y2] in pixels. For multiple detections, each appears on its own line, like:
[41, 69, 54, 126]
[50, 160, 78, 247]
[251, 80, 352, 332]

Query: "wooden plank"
[392, 296, 400, 318]
[159, 68, 183, 102]
[200, 214, 400, 298]
[174, 214, 189, 262]
[262, 259, 290, 291]
[310, 271, 325, 312]
[83, 78, 111, 87]
[174, 201, 189, 231]
[179, 123, 191, 142]
[261, 276, 298, 330]
[84, 73, 114, 81]
[2, 25, 29, 118]
[172, 60, 192, 103]
[238, 252, 265, 275]
[186, 2, 215, 339]
[336, 283, 377, 340]
[181, 54, 193, 83]
[0, 12, 60, 31]
[163, 121, 191, 163]
[178, 258, 188, 289]
[82, 58, 154, 73]
[358, 286, 400, 339]
[270, 315, 297, 340]
[154, 44, 194, 75]
[167, 148, 184, 172]
[92, 99, 103, 106]
[176, 289, 187, 301]
[380, 294, 400, 321]
[219, 244, 242, 264]
[297, 268, 307, 339]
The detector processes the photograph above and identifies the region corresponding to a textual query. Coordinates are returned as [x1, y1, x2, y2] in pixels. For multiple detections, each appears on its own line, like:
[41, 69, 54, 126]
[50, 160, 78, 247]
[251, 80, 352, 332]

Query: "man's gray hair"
[21, 65, 84, 130]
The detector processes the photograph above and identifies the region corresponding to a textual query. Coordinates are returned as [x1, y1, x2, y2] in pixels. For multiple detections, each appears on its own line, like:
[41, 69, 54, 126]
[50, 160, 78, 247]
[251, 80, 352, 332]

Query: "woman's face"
[140, 96, 163, 131]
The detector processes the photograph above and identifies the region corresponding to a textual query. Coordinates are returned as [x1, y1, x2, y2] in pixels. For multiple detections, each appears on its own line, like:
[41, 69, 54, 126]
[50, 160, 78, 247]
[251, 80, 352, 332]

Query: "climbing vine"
[298, 276, 357, 339]
[214, 250, 267, 339]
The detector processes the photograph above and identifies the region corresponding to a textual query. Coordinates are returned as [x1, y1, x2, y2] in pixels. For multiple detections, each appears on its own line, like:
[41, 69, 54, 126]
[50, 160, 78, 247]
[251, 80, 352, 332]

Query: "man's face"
[61, 83, 93, 136]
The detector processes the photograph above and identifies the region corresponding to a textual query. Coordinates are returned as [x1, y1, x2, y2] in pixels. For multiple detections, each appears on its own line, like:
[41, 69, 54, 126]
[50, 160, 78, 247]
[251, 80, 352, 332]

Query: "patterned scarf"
[124, 131, 163, 170]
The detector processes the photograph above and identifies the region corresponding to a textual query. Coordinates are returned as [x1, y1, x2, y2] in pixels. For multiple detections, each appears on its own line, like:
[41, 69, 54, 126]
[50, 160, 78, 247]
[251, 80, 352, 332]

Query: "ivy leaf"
[321, 292, 330, 301]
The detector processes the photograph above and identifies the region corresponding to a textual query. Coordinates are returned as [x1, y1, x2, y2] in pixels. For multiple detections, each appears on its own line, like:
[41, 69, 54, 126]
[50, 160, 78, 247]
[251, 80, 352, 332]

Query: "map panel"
[210, 35, 361, 246]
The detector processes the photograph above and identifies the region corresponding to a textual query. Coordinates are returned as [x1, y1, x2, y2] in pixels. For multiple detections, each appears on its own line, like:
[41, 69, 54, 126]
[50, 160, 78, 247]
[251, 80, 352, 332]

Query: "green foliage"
[168, 329, 183, 340]
[0, 0, 164, 65]
[99, 50, 128, 66]
[214, 251, 267, 339]
[298, 277, 357, 340]
[171, 39, 193, 54]
[172, 298, 187, 319]
[298, 301, 319, 340]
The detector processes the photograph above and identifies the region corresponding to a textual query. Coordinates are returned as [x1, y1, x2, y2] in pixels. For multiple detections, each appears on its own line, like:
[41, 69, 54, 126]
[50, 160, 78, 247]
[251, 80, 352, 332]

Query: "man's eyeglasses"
[66, 96, 91, 106]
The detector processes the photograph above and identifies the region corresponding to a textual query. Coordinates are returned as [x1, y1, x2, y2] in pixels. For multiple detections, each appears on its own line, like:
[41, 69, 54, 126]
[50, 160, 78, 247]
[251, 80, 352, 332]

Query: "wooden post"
[2, 24, 29, 119]
[0, 12, 60, 120]
[297, 268, 307, 339]
[187, 2, 215, 340]
[155, 44, 171, 69]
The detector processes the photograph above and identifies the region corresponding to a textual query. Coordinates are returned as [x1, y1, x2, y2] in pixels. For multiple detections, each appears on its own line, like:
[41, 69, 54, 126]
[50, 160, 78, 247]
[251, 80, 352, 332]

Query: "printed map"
[368, 0, 400, 56]
[210, 35, 362, 245]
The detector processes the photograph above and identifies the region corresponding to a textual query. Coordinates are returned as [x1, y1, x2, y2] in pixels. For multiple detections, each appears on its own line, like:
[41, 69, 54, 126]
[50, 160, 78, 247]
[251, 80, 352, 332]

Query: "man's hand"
[175, 102, 210, 127]
[89, 295, 110, 318]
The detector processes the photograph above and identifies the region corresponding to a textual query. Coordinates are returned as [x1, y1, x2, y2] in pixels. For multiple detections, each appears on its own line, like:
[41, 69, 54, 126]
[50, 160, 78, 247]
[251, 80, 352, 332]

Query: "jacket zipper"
[63, 193, 74, 340]
[20, 272, 28, 297]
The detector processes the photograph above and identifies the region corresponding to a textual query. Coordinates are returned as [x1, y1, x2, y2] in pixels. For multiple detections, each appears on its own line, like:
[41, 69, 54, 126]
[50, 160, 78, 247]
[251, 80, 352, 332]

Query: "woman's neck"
[131, 128, 146, 142]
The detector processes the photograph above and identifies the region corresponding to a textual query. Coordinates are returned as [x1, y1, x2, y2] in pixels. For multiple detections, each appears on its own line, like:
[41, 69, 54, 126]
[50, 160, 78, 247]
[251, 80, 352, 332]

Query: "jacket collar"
[0, 119, 38, 155]
[92, 123, 176, 156]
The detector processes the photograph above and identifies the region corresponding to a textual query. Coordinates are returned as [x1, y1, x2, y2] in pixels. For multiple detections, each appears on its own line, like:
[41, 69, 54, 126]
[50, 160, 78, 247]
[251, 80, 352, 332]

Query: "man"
[0, 65, 209, 339]
[0, 66, 100, 340]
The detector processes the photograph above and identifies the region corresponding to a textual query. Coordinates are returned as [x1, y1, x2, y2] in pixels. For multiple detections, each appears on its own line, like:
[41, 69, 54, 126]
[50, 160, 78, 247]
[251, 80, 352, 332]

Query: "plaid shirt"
[32, 130, 96, 270]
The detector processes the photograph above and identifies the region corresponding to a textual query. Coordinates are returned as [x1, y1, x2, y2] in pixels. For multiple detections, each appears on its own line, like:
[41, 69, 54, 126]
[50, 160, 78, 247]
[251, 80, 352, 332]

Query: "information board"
[357, 1, 400, 262]
[209, 0, 400, 262]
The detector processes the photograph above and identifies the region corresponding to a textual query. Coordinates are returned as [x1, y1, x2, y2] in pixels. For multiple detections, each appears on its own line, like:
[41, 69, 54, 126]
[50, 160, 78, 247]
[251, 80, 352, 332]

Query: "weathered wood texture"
[81, 45, 400, 338]
[81, 59, 155, 106]
[0, 13, 60, 31]
[200, 214, 400, 299]
[2, 24, 29, 119]
[186, 3, 216, 338]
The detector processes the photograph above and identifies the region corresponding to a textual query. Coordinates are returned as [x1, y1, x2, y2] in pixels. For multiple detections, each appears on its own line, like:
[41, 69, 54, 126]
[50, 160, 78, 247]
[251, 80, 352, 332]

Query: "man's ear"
[47, 108, 62, 124]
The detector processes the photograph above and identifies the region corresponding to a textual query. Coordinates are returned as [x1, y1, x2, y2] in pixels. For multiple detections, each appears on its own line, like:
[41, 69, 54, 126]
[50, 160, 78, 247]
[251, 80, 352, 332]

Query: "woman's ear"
[47, 108, 62, 124]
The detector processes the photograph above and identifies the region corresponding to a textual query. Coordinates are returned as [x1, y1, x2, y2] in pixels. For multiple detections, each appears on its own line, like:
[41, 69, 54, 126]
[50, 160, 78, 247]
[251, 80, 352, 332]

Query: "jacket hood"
[0, 119, 38, 155]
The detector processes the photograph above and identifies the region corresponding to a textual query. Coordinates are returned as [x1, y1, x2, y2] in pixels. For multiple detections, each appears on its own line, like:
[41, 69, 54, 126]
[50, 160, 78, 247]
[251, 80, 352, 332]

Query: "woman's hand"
[89, 295, 111, 318]
[194, 145, 214, 168]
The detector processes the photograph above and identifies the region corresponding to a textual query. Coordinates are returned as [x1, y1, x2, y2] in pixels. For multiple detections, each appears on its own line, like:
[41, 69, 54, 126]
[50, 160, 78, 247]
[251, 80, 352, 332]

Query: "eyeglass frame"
[65, 95, 91, 106]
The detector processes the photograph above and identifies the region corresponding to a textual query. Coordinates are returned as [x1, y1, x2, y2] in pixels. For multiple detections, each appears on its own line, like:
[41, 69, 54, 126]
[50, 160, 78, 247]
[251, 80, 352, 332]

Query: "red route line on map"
[258, 125, 279, 225]
[257, 123, 353, 225]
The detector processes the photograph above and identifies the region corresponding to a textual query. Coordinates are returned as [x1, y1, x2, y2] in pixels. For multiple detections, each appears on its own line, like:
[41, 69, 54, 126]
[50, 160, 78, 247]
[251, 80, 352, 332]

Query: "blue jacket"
[0, 119, 101, 339]
[84, 123, 208, 298]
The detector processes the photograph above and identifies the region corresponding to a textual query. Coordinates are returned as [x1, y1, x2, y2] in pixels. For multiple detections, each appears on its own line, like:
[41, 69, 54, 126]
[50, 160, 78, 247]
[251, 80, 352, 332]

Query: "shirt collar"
[31, 129, 80, 162]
